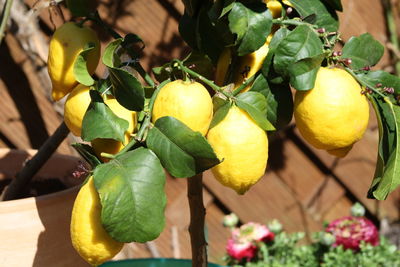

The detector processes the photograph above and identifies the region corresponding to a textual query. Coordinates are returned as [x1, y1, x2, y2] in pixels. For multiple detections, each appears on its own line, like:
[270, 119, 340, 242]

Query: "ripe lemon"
[215, 36, 272, 92]
[64, 84, 91, 137]
[71, 176, 124, 266]
[48, 22, 100, 101]
[294, 67, 369, 157]
[264, 0, 283, 18]
[207, 105, 269, 194]
[152, 79, 213, 135]
[91, 97, 137, 162]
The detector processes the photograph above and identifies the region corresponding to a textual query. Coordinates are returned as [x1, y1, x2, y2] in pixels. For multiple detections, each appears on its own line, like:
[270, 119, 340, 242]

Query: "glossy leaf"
[66, 0, 96, 17]
[341, 33, 384, 70]
[71, 143, 101, 168]
[288, 0, 339, 32]
[274, 25, 324, 82]
[250, 74, 293, 130]
[146, 116, 220, 178]
[368, 96, 400, 200]
[94, 147, 166, 242]
[357, 70, 400, 94]
[210, 102, 230, 129]
[262, 27, 291, 77]
[181, 0, 203, 17]
[81, 90, 129, 142]
[102, 38, 123, 68]
[108, 68, 145, 111]
[288, 54, 325, 91]
[236, 93, 275, 131]
[73, 43, 96, 86]
[321, 0, 343, 11]
[228, 2, 272, 56]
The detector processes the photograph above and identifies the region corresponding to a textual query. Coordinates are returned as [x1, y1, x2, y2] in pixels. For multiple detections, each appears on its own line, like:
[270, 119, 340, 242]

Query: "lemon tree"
[29, 0, 400, 266]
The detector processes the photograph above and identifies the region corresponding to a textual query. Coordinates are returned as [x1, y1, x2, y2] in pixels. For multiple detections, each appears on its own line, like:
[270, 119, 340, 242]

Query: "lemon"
[71, 176, 124, 266]
[48, 22, 100, 101]
[215, 36, 272, 92]
[91, 97, 137, 162]
[207, 106, 269, 194]
[294, 67, 369, 157]
[64, 84, 91, 136]
[152, 79, 213, 135]
[265, 0, 283, 18]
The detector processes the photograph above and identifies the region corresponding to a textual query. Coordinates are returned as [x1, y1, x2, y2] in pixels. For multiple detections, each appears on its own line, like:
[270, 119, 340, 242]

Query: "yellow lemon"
[152, 79, 213, 135]
[207, 106, 269, 194]
[64, 84, 91, 137]
[265, 0, 283, 18]
[294, 67, 369, 157]
[48, 22, 100, 101]
[71, 176, 124, 266]
[215, 36, 272, 92]
[91, 97, 137, 162]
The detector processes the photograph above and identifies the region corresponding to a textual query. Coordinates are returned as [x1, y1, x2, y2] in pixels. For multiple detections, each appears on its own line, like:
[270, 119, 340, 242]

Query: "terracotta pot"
[0, 148, 89, 267]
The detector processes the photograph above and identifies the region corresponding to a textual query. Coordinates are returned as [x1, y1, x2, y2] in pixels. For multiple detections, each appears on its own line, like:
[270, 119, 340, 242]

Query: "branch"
[187, 173, 207, 267]
[2, 122, 70, 201]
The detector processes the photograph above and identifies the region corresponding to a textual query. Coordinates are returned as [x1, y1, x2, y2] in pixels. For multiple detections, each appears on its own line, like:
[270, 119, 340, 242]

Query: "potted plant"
[2, 0, 400, 267]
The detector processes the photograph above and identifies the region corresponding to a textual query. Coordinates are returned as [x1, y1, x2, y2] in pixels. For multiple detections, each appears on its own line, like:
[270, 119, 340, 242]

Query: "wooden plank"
[323, 195, 354, 223]
[339, 0, 390, 69]
[203, 170, 322, 235]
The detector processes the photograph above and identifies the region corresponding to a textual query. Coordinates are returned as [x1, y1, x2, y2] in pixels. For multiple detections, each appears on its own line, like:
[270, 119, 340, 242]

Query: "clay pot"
[0, 148, 89, 267]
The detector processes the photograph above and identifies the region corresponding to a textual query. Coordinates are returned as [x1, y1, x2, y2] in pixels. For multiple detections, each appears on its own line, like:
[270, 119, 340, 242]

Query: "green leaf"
[94, 147, 166, 242]
[210, 101, 231, 129]
[262, 27, 291, 76]
[236, 93, 275, 131]
[146, 116, 220, 178]
[321, 0, 343, 11]
[73, 43, 96, 86]
[71, 143, 101, 168]
[274, 25, 323, 80]
[197, 7, 224, 63]
[287, 54, 325, 91]
[368, 96, 400, 200]
[357, 70, 400, 94]
[179, 12, 199, 50]
[228, 2, 272, 56]
[341, 33, 384, 70]
[102, 38, 123, 68]
[181, 0, 203, 17]
[183, 51, 214, 80]
[288, 0, 339, 32]
[81, 90, 129, 142]
[250, 74, 293, 130]
[96, 78, 113, 95]
[108, 68, 145, 111]
[66, 0, 96, 17]
[102, 37, 145, 111]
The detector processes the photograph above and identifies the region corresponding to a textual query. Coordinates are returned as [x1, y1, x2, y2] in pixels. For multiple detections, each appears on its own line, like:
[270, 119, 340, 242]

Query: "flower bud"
[268, 219, 283, 234]
[351, 202, 366, 217]
[223, 213, 239, 228]
[319, 232, 336, 246]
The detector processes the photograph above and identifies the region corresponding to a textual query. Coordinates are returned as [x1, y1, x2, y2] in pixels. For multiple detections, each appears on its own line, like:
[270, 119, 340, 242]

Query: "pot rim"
[0, 148, 82, 206]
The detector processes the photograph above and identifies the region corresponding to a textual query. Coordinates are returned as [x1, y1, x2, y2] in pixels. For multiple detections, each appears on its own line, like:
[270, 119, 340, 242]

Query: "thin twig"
[382, 0, 400, 75]
[2, 122, 70, 201]
[187, 173, 207, 267]
[0, 0, 14, 45]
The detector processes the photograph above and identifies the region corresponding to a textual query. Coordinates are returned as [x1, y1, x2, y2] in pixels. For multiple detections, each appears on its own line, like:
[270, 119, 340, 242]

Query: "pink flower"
[239, 222, 275, 242]
[226, 222, 275, 261]
[226, 238, 256, 261]
[326, 216, 379, 251]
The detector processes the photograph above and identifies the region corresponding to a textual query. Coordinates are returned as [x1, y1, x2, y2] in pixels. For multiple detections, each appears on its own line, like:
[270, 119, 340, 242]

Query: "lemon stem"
[88, 11, 156, 88]
[272, 19, 317, 28]
[174, 60, 232, 98]
[344, 67, 389, 100]
[0, 0, 13, 45]
[116, 79, 170, 156]
[99, 152, 116, 159]
[232, 73, 258, 96]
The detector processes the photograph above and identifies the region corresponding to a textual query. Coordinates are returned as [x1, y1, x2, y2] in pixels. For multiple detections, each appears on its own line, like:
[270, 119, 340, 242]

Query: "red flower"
[326, 216, 379, 251]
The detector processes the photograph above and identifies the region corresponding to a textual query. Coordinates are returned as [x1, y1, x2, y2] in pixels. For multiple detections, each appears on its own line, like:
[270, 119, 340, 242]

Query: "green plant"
[3, 0, 400, 266]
